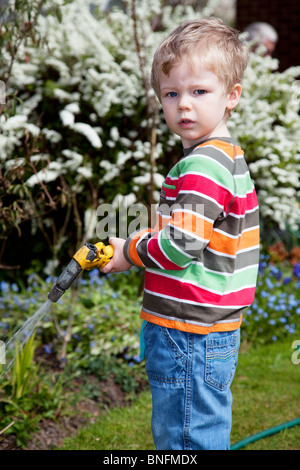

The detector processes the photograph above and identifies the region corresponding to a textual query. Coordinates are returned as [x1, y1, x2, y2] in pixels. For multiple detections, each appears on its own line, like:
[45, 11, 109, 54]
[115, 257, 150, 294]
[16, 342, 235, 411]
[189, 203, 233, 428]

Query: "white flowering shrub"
[228, 52, 300, 233]
[0, 0, 300, 271]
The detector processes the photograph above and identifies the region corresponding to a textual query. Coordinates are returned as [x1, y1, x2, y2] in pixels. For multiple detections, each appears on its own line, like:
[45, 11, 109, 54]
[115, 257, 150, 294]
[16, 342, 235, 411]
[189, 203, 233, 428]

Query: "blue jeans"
[143, 323, 240, 450]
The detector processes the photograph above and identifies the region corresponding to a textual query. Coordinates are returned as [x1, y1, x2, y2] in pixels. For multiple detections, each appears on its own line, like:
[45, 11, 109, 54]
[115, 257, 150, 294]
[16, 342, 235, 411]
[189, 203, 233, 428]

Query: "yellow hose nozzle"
[48, 242, 114, 302]
[73, 242, 114, 270]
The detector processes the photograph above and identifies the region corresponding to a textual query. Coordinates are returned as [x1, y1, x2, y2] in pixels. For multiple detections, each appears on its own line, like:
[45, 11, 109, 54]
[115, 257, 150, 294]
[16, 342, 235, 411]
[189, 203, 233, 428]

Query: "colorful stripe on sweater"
[124, 138, 260, 334]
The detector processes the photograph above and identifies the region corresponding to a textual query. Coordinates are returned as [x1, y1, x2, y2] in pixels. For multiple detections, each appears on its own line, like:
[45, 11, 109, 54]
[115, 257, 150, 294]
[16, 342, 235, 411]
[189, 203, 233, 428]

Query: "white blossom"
[25, 123, 40, 137]
[65, 102, 80, 114]
[59, 109, 75, 127]
[77, 166, 93, 179]
[42, 128, 62, 143]
[62, 149, 83, 169]
[2, 115, 27, 130]
[1, 0, 300, 234]
[72, 122, 102, 148]
[26, 169, 60, 187]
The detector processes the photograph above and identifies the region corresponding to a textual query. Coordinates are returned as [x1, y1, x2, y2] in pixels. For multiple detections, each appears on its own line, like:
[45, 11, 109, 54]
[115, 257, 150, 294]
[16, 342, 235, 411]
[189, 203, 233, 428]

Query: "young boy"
[101, 17, 260, 450]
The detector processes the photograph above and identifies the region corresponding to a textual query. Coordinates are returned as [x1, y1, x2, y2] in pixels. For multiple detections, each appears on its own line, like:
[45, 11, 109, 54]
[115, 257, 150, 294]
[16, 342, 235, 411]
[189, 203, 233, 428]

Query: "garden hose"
[230, 417, 300, 450]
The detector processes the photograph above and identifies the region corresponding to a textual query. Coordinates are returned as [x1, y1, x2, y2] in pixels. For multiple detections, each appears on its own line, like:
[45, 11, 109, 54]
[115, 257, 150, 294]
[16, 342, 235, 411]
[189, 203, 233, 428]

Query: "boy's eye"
[167, 91, 178, 98]
[195, 89, 206, 95]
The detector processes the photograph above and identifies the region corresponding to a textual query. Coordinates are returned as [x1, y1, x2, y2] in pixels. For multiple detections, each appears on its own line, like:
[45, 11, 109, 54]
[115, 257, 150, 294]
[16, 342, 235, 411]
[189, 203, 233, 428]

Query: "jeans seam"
[147, 374, 185, 384]
[162, 327, 187, 364]
[183, 333, 194, 450]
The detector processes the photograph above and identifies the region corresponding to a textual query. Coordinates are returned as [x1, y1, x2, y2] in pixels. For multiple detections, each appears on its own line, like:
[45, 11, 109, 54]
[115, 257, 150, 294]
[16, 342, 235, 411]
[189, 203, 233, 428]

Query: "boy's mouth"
[179, 118, 194, 127]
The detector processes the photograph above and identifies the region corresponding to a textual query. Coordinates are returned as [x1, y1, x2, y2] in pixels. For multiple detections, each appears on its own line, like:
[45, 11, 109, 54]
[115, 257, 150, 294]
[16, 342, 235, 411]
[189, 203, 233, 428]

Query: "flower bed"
[242, 251, 300, 345]
[0, 253, 299, 446]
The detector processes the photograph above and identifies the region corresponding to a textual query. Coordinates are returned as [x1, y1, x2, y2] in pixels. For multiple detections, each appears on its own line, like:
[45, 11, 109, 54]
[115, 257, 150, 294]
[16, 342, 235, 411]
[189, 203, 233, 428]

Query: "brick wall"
[236, 0, 300, 71]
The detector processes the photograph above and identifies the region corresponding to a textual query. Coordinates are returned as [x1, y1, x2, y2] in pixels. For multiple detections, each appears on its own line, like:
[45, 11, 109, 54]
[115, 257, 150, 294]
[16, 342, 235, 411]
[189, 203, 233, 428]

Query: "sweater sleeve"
[124, 147, 236, 270]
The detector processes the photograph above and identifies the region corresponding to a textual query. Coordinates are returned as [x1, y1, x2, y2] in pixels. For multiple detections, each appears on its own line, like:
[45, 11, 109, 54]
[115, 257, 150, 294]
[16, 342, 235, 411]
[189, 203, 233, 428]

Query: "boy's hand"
[100, 237, 133, 274]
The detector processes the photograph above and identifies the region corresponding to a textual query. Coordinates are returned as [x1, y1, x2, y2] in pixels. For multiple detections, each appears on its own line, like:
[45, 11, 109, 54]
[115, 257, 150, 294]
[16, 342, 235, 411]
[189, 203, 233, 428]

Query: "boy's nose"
[178, 94, 192, 111]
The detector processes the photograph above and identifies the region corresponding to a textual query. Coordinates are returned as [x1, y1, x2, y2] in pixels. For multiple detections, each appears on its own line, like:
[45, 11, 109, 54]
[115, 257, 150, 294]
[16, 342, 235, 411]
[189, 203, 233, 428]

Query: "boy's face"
[159, 57, 240, 148]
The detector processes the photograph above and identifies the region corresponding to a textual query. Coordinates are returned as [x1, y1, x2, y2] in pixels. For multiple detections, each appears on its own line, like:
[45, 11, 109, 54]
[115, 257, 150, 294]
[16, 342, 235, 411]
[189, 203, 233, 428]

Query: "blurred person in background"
[244, 21, 278, 56]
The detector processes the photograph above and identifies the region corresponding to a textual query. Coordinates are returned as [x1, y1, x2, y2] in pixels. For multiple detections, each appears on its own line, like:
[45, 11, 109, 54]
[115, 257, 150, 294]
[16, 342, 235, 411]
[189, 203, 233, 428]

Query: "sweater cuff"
[123, 236, 136, 266]
[123, 233, 144, 267]
[123, 228, 155, 267]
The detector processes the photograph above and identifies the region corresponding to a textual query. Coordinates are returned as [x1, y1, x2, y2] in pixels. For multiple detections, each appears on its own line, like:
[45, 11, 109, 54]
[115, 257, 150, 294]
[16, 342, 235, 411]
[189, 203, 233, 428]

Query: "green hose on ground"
[230, 417, 300, 450]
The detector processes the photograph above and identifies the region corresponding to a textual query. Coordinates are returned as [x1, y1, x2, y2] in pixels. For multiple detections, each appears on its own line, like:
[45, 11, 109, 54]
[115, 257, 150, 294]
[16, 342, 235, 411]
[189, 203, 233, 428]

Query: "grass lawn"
[62, 338, 300, 450]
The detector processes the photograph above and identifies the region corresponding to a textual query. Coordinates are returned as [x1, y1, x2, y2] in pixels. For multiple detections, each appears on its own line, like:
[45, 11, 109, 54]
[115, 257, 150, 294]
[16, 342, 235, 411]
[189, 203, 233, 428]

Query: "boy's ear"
[226, 83, 242, 111]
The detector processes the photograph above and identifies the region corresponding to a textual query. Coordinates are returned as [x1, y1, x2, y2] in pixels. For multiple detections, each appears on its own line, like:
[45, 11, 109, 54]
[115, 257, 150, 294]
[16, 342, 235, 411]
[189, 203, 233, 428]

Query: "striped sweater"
[124, 138, 260, 334]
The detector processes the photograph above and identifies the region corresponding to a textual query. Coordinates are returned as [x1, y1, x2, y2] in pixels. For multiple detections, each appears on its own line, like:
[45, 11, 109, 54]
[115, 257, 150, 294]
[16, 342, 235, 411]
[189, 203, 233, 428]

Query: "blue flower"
[88, 269, 99, 278]
[0, 281, 9, 293]
[265, 279, 274, 289]
[270, 266, 282, 280]
[259, 261, 267, 273]
[287, 323, 296, 334]
[293, 263, 300, 278]
[288, 295, 298, 307]
[133, 355, 142, 363]
[13, 295, 22, 306]
[44, 344, 52, 354]
[279, 317, 287, 324]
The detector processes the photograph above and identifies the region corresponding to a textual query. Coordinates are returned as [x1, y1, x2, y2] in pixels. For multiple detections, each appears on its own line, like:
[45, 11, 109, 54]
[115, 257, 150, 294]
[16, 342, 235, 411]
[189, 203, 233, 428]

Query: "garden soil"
[0, 349, 130, 450]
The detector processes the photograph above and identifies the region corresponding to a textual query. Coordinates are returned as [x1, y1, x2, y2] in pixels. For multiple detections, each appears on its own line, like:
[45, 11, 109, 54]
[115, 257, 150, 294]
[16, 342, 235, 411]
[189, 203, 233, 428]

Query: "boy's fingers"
[100, 259, 114, 274]
[108, 237, 119, 247]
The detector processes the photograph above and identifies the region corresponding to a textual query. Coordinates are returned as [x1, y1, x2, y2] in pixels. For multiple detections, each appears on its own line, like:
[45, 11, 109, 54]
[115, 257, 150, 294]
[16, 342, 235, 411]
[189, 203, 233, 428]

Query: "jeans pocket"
[144, 323, 187, 386]
[204, 330, 240, 391]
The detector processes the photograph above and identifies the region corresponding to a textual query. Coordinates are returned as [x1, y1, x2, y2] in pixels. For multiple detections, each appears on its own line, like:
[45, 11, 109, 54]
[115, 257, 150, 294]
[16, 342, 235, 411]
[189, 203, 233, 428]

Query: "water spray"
[0, 242, 113, 376]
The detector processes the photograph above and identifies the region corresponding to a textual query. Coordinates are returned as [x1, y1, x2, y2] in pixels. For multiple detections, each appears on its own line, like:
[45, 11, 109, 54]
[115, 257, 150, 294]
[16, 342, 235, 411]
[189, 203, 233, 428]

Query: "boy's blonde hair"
[151, 17, 249, 100]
